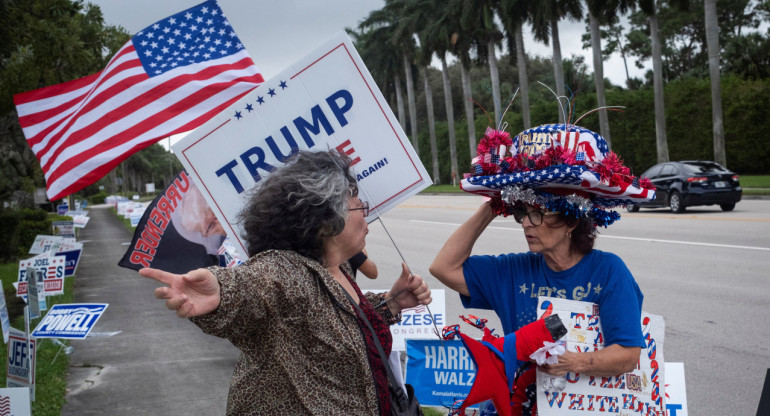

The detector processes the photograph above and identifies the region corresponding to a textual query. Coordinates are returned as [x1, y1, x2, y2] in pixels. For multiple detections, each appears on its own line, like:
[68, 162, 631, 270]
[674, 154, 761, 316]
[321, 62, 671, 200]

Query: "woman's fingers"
[139, 267, 176, 285]
[165, 295, 188, 311]
[176, 301, 194, 318]
[154, 286, 169, 299]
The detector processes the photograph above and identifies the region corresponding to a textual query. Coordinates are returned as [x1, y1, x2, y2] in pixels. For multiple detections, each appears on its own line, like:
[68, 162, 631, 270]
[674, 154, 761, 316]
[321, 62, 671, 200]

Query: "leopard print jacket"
[191, 249, 393, 415]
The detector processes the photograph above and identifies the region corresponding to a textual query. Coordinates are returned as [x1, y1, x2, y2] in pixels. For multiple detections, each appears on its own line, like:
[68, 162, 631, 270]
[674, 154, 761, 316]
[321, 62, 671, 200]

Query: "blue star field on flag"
[133, 0, 245, 76]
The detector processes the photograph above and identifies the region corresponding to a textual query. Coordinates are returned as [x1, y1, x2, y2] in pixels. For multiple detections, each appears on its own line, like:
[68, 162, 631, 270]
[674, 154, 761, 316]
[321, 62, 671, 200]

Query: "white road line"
[410, 219, 770, 252]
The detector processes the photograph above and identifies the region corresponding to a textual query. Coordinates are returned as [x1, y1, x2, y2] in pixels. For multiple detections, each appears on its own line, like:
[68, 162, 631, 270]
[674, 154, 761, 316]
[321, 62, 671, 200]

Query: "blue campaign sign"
[56, 204, 68, 215]
[405, 339, 478, 409]
[56, 248, 82, 277]
[32, 303, 108, 339]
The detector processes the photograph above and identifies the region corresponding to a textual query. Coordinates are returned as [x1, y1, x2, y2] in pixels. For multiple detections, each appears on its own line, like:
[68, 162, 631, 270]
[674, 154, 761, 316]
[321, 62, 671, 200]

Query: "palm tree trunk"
[440, 54, 459, 186]
[461, 62, 477, 158]
[404, 53, 419, 151]
[649, 2, 669, 163]
[423, 67, 440, 184]
[551, 19, 566, 124]
[394, 71, 406, 129]
[704, 0, 726, 166]
[514, 25, 531, 129]
[589, 11, 611, 146]
[487, 39, 502, 125]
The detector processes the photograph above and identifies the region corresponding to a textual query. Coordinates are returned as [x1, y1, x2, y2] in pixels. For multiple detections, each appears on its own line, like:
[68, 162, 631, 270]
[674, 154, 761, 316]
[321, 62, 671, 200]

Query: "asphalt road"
[60, 196, 770, 415]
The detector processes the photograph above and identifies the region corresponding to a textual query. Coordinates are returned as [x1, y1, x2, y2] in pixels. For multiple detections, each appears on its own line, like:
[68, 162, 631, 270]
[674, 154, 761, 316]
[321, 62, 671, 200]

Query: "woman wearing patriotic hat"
[430, 122, 656, 415]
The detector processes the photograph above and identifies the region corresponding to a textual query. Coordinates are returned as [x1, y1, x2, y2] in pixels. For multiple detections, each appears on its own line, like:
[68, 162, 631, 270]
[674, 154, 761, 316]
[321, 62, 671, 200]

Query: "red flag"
[14, 0, 264, 201]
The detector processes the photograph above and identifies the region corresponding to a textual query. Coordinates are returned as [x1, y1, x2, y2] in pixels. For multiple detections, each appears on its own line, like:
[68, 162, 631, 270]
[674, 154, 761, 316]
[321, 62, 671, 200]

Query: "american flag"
[14, 0, 264, 201]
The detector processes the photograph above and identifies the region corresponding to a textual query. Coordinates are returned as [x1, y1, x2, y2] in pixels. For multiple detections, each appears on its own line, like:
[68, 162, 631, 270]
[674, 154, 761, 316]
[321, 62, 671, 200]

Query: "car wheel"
[669, 192, 685, 213]
[720, 202, 735, 211]
[626, 205, 640, 213]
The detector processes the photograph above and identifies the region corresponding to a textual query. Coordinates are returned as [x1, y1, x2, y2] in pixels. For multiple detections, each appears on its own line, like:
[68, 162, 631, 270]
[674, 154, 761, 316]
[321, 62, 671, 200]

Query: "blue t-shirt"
[461, 249, 645, 347]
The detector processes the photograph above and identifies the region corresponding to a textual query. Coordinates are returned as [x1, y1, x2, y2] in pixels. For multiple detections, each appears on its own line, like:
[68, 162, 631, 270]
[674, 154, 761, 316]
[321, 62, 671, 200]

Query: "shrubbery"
[0, 209, 73, 262]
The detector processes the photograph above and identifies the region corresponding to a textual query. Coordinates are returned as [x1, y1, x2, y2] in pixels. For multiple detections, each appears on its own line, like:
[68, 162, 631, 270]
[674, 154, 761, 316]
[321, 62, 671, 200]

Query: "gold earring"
[566, 231, 572, 239]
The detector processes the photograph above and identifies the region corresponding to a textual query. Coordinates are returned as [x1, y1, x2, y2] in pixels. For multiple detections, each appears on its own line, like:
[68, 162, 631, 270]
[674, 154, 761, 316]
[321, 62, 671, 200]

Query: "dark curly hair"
[237, 150, 356, 263]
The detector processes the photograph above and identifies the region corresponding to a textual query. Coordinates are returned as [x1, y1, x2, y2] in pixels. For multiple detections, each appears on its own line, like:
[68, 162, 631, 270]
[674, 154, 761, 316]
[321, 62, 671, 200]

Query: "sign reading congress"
[173, 32, 430, 258]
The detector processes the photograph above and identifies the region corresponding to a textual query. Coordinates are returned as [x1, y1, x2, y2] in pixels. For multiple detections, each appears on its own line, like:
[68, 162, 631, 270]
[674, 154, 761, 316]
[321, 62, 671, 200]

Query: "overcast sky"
[89, 0, 649, 86]
[88, 0, 648, 149]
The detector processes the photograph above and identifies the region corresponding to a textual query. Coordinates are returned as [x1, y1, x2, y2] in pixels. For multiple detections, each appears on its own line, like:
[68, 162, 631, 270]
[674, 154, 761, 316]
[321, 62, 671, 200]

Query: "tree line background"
[1, 0, 769, 208]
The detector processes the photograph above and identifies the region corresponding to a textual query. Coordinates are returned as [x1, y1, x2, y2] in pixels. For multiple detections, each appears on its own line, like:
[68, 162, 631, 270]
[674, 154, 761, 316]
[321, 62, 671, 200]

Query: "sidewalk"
[60, 206, 239, 416]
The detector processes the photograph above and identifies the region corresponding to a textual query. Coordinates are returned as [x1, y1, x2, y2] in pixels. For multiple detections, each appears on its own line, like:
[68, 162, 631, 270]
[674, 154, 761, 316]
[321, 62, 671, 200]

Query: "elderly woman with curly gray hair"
[140, 150, 431, 416]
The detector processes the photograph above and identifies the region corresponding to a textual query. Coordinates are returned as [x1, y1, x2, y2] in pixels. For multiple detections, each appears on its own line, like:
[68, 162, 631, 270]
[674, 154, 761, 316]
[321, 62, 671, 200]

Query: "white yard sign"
[0, 387, 31, 415]
[536, 297, 666, 416]
[173, 32, 430, 258]
[365, 289, 446, 351]
[6, 328, 35, 401]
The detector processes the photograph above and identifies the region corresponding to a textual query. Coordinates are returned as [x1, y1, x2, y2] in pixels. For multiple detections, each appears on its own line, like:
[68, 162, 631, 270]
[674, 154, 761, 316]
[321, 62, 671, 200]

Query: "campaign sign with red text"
[536, 297, 666, 416]
[6, 328, 36, 400]
[172, 32, 430, 258]
[32, 303, 108, 339]
[15, 254, 65, 297]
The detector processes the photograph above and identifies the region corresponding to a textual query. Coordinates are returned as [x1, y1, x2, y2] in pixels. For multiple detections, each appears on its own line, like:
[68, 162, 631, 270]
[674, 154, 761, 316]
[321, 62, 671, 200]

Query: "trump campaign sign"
[172, 32, 430, 258]
[32, 303, 108, 339]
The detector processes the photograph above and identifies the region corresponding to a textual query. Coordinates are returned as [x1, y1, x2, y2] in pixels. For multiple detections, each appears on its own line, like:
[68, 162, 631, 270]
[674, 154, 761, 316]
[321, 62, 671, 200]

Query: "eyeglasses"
[512, 206, 559, 226]
[350, 200, 370, 217]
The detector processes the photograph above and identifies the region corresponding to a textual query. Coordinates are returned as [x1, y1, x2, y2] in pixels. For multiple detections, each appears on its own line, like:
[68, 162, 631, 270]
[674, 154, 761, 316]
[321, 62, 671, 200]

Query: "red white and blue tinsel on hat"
[461, 123, 656, 228]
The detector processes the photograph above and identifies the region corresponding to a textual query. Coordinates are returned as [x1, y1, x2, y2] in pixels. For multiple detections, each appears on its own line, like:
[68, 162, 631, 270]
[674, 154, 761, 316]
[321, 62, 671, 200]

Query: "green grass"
[1, 262, 76, 416]
[740, 175, 770, 189]
[421, 407, 446, 415]
[420, 184, 465, 194]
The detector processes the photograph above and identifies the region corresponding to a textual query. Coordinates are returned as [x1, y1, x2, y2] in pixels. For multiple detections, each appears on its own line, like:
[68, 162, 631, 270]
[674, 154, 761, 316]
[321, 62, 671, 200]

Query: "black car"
[628, 161, 742, 213]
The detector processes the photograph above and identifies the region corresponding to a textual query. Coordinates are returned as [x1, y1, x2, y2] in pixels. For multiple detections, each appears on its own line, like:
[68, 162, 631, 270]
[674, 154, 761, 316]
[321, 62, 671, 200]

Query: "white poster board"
[365, 289, 446, 351]
[664, 362, 688, 415]
[28, 235, 63, 255]
[0, 387, 31, 415]
[0, 284, 9, 344]
[536, 297, 666, 416]
[173, 32, 430, 258]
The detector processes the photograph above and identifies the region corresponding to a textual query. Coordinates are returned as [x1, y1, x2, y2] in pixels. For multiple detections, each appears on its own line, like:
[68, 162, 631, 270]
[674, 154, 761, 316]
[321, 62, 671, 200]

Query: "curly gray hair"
[238, 150, 357, 262]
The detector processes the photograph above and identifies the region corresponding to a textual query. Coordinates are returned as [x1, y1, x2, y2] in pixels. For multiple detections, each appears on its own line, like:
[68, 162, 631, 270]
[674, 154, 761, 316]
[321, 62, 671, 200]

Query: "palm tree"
[418, 52, 441, 184]
[347, 26, 406, 128]
[531, 0, 584, 123]
[388, 0, 442, 183]
[499, 0, 534, 129]
[360, 2, 420, 151]
[638, 0, 670, 163]
[586, 0, 611, 144]
[449, 0, 486, 158]
[704, 0, 726, 166]
[584, 0, 635, 146]
[417, 0, 459, 185]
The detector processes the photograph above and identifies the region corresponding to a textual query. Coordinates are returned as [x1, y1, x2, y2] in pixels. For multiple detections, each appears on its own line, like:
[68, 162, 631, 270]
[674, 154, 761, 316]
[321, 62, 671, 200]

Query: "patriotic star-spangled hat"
[461, 123, 656, 227]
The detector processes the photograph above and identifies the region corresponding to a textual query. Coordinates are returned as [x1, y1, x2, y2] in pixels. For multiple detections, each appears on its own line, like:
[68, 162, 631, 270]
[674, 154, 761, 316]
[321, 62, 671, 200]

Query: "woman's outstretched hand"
[139, 267, 221, 318]
[385, 263, 432, 314]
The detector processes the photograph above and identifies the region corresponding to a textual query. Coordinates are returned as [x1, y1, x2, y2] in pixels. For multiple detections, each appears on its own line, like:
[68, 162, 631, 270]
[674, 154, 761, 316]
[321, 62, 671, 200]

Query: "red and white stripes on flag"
[14, 0, 264, 201]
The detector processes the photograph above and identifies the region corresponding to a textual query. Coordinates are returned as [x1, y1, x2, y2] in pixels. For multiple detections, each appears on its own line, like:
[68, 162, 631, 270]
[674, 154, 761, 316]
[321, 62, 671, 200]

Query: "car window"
[681, 162, 727, 174]
[643, 165, 663, 179]
[661, 164, 677, 176]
